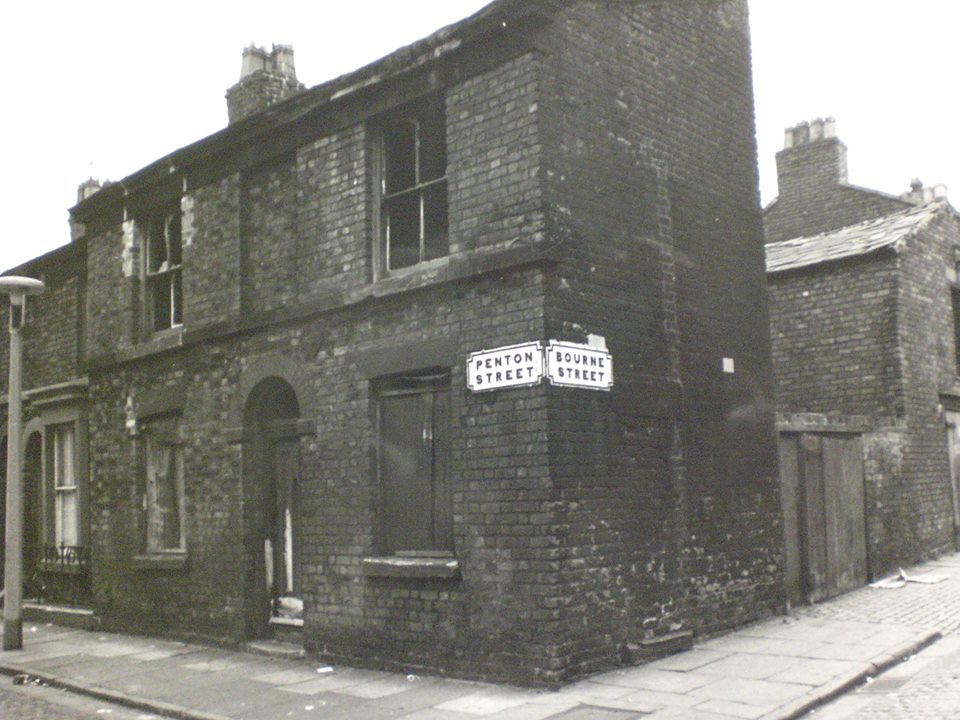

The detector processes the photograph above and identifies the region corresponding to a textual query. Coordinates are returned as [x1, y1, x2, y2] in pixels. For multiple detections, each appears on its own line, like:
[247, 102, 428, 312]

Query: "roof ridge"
[765, 201, 950, 274]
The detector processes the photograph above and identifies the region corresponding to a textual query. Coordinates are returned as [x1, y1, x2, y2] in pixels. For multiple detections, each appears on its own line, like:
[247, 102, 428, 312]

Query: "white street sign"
[467, 342, 543, 392]
[546, 340, 613, 391]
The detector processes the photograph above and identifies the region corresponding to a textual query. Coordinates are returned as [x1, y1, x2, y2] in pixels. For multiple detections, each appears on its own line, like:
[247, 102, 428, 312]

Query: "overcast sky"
[2, 1, 957, 272]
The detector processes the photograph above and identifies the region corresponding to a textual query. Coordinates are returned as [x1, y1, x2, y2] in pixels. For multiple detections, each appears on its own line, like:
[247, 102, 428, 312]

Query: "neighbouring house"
[2, 0, 781, 686]
[0, 189, 93, 621]
[765, 119, 960, 607]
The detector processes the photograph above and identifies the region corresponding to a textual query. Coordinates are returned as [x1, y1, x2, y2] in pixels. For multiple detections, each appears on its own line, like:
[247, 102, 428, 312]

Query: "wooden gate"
[778, 433, 867, 605]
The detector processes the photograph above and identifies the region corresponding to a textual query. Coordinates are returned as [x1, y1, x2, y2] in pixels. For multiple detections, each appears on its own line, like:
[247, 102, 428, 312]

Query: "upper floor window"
[952, 269, 960, 376]
[143, 205, 183, 332]
[379, 96, 448, 272]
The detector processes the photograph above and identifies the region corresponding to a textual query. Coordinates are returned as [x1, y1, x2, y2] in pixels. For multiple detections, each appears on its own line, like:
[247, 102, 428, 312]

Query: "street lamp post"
[1, 276, 45, 651]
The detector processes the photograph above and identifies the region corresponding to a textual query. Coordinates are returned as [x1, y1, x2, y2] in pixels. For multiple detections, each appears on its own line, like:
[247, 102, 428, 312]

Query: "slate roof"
[765, 201, 948, 274]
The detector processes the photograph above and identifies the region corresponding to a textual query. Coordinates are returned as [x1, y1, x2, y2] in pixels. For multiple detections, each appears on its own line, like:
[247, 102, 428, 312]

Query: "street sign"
[467, 342, 543, 392]
[546, 340, 613, 391]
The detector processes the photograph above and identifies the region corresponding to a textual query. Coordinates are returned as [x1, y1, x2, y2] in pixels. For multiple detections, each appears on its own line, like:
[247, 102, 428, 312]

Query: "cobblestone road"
[804, 554, 960, 719]
[0, 678, 159, 720]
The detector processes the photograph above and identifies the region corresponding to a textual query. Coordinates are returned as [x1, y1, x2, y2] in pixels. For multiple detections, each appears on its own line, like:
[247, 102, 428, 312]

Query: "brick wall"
[767, 209, 960, 575]
[883, 212, 960, 567]
[769, 256, 902, 416]
[0, 244, 85, 397]
[74, 0, 779, 687]
[533, 0, 780, 677]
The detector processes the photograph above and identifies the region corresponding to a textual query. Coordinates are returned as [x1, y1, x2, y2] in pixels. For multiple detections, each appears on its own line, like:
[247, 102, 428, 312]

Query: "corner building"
[50, 0, 778, 686]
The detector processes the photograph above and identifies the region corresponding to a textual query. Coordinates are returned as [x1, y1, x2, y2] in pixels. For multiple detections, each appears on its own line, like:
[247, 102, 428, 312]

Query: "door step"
[619, 630, 694, 665]
[245, 638, 306, 659]
[23, 602, 98, 630]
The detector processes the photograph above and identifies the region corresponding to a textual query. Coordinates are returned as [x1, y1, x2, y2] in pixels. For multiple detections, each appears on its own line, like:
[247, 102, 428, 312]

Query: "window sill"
[362, 556, 461, 580]
[117, 327, 186, 365]
[269, 616, 304, 628]
[132, 553, 188, 571]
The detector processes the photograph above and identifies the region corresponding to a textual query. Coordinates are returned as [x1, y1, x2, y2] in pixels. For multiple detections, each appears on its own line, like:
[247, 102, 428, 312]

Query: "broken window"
[375, 368, 452, 554]
[143, 416, 185, 553]
[379, 97, 448, 272]
[143, 205, 183, 332]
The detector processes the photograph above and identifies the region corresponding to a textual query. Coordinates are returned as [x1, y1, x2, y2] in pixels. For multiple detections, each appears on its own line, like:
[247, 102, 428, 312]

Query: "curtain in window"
[146, 434, 183, 552]
[54, 425, 79, 547]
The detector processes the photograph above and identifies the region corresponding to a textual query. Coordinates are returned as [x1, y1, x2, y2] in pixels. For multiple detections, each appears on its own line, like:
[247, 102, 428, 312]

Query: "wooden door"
[778, 433, 867, 604]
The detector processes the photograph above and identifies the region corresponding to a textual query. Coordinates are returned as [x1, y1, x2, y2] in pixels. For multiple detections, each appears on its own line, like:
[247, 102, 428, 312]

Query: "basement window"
[377, 96, 448, 273]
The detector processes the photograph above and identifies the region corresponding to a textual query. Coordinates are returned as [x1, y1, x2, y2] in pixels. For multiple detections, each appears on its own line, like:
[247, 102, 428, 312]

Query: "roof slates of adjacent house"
[765, 201, 947, 274]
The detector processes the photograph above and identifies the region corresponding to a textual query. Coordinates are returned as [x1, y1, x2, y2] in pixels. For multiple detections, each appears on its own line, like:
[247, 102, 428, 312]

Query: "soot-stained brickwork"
[766, 121, 960, 580]
[5, 0, 779, 686]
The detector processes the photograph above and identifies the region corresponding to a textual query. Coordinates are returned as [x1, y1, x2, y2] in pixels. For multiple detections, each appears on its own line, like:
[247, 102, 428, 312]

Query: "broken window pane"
[423, 182, 448, 261]
[379, 97, 447, 272]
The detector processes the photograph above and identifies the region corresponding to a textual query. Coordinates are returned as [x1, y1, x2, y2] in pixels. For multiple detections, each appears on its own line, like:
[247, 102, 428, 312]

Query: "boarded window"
[375, 369, 452, 554]
[379, 97, 448, 272]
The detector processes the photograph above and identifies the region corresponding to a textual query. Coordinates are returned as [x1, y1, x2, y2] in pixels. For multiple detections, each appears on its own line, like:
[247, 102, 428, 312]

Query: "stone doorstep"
[23, 603, 97, 631]
[620, 631, 695, 665]
[244, 638, 307, 660]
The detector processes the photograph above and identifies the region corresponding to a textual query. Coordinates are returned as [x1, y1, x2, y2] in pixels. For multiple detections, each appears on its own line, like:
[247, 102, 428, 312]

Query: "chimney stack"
[226, 44, 305, 124]
[900, 179, 949, 205]
[775, 117, 847, 200]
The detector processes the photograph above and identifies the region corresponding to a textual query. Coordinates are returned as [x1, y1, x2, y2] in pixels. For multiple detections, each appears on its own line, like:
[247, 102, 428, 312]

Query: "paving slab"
[3, 552, 960, 720]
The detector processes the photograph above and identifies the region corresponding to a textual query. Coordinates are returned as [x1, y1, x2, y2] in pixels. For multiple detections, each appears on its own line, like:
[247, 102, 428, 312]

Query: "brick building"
[0, 209, 91, 616]
[765, 120, 960, 607]
[3, 0, 780, 685]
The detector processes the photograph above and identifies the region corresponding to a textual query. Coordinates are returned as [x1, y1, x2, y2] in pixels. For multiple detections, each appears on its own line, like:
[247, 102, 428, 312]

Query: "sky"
[1, 0, 957, 272]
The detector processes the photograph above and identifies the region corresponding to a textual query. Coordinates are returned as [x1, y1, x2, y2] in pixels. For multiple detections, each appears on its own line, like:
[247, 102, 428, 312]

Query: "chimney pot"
[809, 119, 824, 141]
[226, 43, 305, 124]
[240, 45, 269, 79]
[77, 178, 102, 203]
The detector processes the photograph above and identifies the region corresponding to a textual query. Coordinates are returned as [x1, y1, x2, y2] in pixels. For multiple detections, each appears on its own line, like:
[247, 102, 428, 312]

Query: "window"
[51, 424, 79, 548]
[953, 286, 960, 375]
[143, 204, 183, 332]
[143, 416, 185, 553]
[375, 369, 452, 555]
[952, 262, 960, 375]
[379, 97, 448, 272]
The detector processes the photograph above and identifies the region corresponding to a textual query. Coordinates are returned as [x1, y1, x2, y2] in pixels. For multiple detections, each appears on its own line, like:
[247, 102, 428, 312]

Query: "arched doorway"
[242, 377, 303, 639]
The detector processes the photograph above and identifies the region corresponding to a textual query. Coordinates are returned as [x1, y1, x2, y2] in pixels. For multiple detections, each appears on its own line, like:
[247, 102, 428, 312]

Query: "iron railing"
[25, 544, 92, 607]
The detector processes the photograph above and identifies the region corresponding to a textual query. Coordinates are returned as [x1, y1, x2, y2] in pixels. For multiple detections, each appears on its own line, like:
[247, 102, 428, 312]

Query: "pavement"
[2, 552, 960, 720]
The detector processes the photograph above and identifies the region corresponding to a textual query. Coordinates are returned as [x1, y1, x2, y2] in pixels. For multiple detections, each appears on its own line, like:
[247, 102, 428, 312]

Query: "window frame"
[374, 95, 449, 277]
[373, 368, 453, 557]
[141, 414, 187, 555]
[49, 423, 79, 549]
[141, 203, 184, 335]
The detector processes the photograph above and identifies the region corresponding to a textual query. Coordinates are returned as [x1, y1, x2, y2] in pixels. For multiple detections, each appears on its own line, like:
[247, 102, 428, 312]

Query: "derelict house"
[765, 120, 960, 606]
[2, 0, 780, 686]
